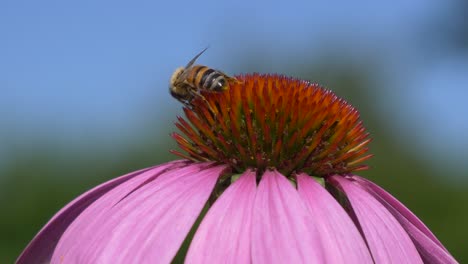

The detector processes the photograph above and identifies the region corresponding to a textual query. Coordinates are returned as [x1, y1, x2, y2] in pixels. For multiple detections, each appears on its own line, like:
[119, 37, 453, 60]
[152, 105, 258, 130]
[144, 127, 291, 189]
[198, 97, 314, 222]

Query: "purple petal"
[330, 176, 423, 263]
[251, 170, 324, 263]
[17, 160, 185, 264]
[352, 176, 457, 263]
[186, 170, 256, 263]
[51, 162, 226, 264]
[296, 174, 373, 263]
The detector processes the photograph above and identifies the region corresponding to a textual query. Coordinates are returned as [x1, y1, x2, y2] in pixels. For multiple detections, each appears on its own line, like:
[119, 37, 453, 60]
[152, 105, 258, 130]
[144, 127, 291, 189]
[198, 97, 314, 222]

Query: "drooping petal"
[330, 176, 423, 263]
[186, 170, 257, 263]
[51, 162, 226, 264]
[252, 170, 324, 264]
[17, 160, 185, 264]
[352, 176, 457, 263]
[296, 174, 373, 263]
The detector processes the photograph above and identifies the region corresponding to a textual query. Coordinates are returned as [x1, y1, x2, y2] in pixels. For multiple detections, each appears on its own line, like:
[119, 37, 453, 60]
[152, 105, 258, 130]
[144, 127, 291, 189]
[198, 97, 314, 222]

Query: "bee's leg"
[191, 91, 217, 120]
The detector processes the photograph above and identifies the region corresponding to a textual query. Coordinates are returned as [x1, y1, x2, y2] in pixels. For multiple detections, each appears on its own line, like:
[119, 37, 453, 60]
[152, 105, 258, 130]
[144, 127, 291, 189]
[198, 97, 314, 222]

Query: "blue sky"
[1, 1, 467, 176]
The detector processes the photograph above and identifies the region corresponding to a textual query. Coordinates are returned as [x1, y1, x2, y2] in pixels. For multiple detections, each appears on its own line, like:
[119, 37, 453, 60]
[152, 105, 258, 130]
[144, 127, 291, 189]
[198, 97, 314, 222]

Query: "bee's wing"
[173, 47, 209, 86]
[185, 47, 208, 68]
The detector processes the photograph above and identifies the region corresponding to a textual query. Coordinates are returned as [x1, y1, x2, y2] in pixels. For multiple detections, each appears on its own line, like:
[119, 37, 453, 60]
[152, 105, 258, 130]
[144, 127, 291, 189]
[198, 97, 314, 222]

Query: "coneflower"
[17, 74, 456, 263]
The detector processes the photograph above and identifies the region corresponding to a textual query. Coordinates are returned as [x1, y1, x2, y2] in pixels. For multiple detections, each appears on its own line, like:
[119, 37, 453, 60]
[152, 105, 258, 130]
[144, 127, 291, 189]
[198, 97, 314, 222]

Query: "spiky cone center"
[172, 73, 372, 179]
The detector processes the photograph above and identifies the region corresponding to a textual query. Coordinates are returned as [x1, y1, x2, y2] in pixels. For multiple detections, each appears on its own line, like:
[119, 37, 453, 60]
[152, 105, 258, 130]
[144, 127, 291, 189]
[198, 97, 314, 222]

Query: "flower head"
[172, 73, 371, 176]
[18, 74, 456, 263]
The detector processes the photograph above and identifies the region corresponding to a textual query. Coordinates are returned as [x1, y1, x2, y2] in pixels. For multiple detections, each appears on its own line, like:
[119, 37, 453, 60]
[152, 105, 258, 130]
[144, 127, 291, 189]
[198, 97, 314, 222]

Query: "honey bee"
[169, 48, 238, 107]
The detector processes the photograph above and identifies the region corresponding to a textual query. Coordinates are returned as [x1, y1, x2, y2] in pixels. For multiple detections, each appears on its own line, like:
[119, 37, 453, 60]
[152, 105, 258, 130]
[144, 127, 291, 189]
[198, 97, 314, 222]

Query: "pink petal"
[296, 174, 373, 263]
[251, 170, 324, 263]
[330, 176, 423, 263]
[186, 170, 257, 263]
[352, 176, 457, 263]
[17, 160, 184, 264]
[51, 162, 226, 264]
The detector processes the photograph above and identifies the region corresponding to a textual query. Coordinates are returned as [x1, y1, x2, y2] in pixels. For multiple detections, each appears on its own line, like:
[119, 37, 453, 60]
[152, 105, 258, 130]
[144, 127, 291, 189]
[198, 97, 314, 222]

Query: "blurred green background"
[1, 1, 467, 263]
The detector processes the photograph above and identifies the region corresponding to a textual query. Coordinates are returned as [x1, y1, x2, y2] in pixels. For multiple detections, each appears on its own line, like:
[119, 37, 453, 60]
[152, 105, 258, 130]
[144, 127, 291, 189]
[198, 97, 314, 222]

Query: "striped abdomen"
[187, 65, 228, 92]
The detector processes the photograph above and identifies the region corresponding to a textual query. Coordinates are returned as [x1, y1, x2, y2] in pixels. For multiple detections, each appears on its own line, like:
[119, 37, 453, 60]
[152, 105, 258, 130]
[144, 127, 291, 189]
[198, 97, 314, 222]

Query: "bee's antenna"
[185, 47, 209, 68]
